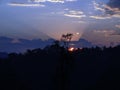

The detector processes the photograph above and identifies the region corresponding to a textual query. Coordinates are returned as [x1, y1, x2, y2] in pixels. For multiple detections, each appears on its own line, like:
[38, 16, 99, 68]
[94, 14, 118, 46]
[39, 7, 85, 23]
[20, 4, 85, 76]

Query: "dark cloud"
[104, 0, 120, 16]
[107, 0, 120, 9]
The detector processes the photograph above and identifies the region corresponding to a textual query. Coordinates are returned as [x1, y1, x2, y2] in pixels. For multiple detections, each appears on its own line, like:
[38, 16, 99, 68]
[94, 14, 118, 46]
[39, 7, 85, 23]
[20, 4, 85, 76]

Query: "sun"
[76, 32, 80, 35]
[68, 47, 74, 52]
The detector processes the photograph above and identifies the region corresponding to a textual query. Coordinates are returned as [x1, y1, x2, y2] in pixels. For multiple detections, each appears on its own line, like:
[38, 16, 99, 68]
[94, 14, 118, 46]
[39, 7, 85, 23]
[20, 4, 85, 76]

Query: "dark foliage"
[1, 44, 120, 90]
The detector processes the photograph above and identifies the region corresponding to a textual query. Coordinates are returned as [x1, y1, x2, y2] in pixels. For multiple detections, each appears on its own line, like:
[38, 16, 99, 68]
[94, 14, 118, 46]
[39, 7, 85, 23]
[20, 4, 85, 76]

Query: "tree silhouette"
[61, 33, 73, 49]
[53, 40, 60, 48]
[1, 44, 120, 90]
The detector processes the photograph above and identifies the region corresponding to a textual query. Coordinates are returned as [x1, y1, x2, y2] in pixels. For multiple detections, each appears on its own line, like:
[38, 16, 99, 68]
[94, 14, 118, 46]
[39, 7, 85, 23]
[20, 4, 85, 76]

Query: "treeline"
[0, 44, 120, 90]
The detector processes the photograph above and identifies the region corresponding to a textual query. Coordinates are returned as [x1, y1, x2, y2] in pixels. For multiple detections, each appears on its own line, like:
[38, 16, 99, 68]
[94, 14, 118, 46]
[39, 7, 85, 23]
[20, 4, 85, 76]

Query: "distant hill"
[0, 52, 8, 59]
[71, 38, 94, 48]
[0, 36, 94, 53]
[0, 36, 54, 53]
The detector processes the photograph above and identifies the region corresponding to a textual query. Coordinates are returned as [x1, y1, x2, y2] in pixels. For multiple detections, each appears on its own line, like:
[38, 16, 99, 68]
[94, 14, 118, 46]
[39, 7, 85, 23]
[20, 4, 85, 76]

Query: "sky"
[0, 0, 120, 46]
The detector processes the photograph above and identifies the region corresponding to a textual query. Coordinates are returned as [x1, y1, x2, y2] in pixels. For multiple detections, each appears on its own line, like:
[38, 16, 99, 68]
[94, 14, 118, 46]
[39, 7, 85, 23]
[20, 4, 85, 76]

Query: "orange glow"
[76, 32, 80, 35]
[68, 47, 74, 52]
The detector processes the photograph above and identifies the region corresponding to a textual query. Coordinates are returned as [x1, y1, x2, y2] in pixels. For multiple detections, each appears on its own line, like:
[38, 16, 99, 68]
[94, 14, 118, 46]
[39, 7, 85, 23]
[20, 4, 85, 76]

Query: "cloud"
[93, 30, 120, 37]
[72, 21, 86, 24]
[64, 10, 86, 18]
[104, 5, 120, 17]
[8, 2, 45, 7]
[92, 1, 120, 19]
[115, 24, 120, 29]
[93, 1, 105, 12]
[50, 9, 86, 19]
[64, 14, 86, 18]
[107, 0, 120, 9]
[94, 30, 115, 33]
[104, 5, 120, 14]
[29, 0, 77, 3]
[93, 30, 116, 37]
[8, 0, 77, 7]
[90, 15, 111, 20]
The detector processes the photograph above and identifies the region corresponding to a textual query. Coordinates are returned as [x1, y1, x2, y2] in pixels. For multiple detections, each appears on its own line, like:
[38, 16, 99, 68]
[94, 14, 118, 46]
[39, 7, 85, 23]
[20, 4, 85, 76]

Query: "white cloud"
[8, 3, 45, 7]
[90, 15, 111, 20]
[90, 14, 120, 20]
[64, 14, 86, 18]
[94, 30, 115, 33]
[29, 0, 77, 3]
[64, 10, 86, 18]
[93, 1, 105, 12]
[69, 10, 83, 14]
[112, 14, 120, 18]
[8, 0, 77, 7]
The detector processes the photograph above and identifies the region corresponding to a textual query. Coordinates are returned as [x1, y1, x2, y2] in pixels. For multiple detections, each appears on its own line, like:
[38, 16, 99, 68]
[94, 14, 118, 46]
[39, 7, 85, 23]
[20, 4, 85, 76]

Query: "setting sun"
[68, 47, 74, 52]
[76, 32, 80, 35]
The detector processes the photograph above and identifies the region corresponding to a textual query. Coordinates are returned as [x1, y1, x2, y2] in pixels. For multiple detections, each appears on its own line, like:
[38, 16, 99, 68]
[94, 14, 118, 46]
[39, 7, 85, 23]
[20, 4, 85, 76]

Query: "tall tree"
[61, 33, 73, 49]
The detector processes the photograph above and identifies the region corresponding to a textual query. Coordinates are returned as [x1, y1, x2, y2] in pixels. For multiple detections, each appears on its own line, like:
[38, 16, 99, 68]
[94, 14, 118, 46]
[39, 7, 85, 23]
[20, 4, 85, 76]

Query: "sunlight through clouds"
[1, 0, 120, 46]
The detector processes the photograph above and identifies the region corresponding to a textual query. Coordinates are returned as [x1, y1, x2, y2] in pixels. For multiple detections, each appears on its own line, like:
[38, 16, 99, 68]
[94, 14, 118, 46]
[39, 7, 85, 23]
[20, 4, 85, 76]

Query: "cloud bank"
[91, 0, 120, 20]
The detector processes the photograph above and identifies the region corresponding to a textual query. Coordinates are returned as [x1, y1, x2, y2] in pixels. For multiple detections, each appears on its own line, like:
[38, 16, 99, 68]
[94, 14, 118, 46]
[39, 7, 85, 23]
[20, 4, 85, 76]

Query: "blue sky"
[0, 0, 120, 46]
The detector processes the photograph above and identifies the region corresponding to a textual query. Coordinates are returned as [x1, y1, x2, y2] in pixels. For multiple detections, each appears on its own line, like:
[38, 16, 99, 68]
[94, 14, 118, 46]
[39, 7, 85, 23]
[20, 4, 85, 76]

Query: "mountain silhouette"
[71, 38, 93, 48]
[0, 36, 93, 53]
[0, 52, 8, 59]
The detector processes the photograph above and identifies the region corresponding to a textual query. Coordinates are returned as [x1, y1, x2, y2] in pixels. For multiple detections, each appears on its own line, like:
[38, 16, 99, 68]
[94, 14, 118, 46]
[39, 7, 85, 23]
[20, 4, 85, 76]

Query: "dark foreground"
[1, 45, 120, 90]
